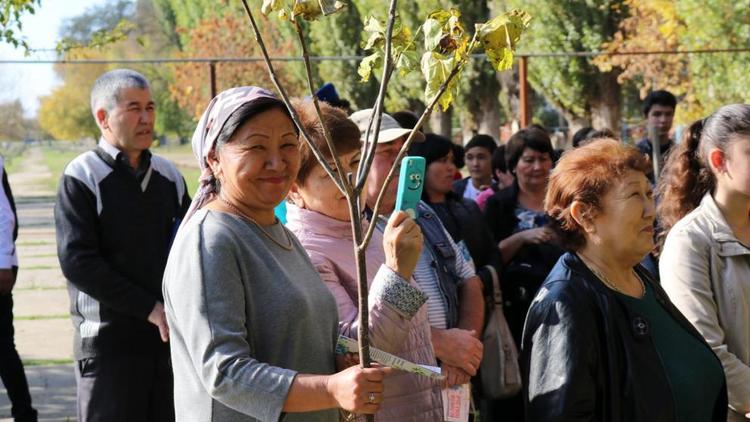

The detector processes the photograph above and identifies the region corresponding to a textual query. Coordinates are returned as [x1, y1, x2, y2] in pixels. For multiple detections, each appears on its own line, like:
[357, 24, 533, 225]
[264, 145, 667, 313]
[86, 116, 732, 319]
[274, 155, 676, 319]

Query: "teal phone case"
[394, 156, 426, 218]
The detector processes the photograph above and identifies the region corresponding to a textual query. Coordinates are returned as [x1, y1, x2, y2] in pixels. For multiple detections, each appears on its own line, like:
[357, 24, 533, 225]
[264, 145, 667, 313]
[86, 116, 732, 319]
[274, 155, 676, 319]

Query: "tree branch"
[293, 19, 353, 197]
[354, 0, 399, 193]
[240, 0, 346, 194]
[359, 58, 466, 251]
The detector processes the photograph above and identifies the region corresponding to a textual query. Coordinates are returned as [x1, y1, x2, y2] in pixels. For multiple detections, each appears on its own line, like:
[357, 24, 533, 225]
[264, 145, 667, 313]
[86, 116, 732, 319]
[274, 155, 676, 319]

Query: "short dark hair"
[392, 110, 420, 130]
[528, 123, 549, 135]
[572, 127, 595, 148]
[465, 134, 497, 155]
[505, 128, 554, 172]
[572, 127, 616, 148]
[409, 133, 454, 167]
[491, 145, 508, 174]
[452, 143, 465, 169]
[643, 90, 677, 116]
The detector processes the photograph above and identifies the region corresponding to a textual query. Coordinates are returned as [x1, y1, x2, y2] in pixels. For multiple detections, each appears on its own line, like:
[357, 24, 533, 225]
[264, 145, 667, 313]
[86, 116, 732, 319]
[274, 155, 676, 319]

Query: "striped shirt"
[377, 213, 476, 330]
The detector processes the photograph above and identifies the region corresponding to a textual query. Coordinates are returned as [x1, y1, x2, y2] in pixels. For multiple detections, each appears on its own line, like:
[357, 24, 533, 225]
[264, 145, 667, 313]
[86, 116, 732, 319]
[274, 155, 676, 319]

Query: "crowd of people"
[0, 68, 748, 422]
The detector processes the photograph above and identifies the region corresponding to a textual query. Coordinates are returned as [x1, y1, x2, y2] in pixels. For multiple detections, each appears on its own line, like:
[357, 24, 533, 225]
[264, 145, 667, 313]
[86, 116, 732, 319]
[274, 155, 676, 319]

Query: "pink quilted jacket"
[286, 204, 443, 421]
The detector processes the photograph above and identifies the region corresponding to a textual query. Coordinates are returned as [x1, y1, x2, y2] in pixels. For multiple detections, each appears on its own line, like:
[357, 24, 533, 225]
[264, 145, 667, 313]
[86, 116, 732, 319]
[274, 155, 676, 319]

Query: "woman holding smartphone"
[286, 100, 444, 421]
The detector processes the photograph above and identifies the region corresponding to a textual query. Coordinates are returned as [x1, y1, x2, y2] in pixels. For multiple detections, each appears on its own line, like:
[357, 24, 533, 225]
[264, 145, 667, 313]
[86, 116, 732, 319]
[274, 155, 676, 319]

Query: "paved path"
[1, 147, 76, 421]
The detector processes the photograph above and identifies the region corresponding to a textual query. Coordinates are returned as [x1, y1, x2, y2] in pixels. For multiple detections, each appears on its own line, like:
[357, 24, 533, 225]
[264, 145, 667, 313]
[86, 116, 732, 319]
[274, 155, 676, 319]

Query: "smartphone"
[394, 156, 426, 219]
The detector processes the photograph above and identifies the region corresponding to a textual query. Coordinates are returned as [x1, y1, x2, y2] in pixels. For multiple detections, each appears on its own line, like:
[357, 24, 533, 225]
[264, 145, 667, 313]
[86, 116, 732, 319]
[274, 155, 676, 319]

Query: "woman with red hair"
[522, 139, 726, 421]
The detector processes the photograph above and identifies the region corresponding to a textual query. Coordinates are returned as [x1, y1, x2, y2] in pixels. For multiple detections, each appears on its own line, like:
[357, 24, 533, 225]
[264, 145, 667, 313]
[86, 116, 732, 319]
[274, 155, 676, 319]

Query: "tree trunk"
[589, 70, 622, 134]
[461, 95, 502, 143]
[477, 95, 502, 142]
[496, 66, 519, 138]
[559, 109, 589, 148]
[429, 107, 452, 139]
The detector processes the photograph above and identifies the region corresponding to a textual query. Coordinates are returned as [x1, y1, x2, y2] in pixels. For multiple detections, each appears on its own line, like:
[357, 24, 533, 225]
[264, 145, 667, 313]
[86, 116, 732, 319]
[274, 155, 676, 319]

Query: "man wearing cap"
[350, 109, 485, 387]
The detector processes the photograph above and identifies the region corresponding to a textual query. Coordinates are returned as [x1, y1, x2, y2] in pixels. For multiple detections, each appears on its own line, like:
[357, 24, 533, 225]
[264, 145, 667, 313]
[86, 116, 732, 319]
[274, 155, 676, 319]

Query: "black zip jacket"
[522, 253, 727, 422]
[425, 195, 503, 311]
[55, 146, 190, 359]
[484, 182, 564, 343]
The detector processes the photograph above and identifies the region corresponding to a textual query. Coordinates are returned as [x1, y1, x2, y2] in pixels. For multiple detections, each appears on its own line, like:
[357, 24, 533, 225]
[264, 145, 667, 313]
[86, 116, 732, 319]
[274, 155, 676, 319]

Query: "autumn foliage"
[170, 13, 306, 120]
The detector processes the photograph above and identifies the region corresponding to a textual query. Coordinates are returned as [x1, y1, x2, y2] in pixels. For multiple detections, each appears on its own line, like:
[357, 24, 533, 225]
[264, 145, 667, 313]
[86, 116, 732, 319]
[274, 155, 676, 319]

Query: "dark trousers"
[75, 350, 174, 422]
[0, 292, 37, 422]
[481, 392, 524, 422]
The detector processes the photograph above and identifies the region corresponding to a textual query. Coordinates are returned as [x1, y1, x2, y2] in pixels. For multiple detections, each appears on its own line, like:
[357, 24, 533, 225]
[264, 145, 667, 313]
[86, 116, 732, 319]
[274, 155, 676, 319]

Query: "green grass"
[22, 358, 74, 366]
[156, 143, 200, 195]
[1, 143, 28, 174]
[15, 314, 68, 321]
[23, 264, 57, 270]
[40, 146, 82, 192]
[17, 240, 55, 246]
[24, 253, 58, 258]
[4, 151, 25, 174]
[156, 142, 193, 155]
[177, 165, 201, 196]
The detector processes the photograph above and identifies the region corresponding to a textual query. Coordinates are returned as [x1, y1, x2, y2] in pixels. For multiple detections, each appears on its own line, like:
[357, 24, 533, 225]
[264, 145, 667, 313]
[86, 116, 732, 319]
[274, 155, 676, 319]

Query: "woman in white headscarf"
[162, 87, 392, 422]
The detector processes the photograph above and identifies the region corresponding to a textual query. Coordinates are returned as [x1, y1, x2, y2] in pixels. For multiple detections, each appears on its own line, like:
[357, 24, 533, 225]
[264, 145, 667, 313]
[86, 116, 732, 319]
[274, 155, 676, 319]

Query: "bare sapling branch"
[360, 30, 481, 248]
[240, 0, 347, 194]
[293, 19, 353, 196]
[359, 38, 476, 251]
[355, 0, 399, 192]
[345, 188, 371, 362]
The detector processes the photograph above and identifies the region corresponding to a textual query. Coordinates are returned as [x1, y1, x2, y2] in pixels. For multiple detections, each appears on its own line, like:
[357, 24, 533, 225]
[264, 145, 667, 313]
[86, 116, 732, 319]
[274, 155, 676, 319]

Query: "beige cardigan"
[661, 194, 750, 422]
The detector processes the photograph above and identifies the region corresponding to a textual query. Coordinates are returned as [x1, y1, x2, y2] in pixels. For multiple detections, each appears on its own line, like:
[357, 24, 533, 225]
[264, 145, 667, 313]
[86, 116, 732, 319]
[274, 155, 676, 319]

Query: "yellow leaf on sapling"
[319, 0, 346, 16]
[358, 52, 382, 82]
[421, 51, 459, 111]
[477, 9, 531, 71]
[291, 0, 345, 21]
[261, 0, 284, 16]
[292, 0, 322, 20]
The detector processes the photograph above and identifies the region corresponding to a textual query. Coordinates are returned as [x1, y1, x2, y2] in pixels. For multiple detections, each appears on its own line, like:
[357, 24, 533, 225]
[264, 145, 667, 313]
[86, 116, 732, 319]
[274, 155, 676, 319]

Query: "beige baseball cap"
[349, 109, 425, 144]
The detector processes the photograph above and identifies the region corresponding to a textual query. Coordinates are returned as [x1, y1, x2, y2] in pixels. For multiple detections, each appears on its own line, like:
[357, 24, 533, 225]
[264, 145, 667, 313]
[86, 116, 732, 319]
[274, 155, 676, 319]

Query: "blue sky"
[0, 0, 108, 116]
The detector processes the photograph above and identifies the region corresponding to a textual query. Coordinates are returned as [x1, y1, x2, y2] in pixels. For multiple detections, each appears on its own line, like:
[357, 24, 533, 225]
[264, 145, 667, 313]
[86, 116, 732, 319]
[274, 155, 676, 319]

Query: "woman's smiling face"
[211, 107, 300, 217]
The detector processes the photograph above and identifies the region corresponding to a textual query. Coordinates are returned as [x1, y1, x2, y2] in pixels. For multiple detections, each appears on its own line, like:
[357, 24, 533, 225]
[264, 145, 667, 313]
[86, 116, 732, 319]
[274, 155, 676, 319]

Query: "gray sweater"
[163, 209, 339, 422]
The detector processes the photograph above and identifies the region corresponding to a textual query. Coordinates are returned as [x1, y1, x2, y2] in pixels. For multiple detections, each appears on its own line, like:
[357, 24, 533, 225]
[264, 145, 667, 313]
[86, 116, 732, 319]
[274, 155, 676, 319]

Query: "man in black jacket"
[54, 69, 190, 422]
[0, 157, 37, 422]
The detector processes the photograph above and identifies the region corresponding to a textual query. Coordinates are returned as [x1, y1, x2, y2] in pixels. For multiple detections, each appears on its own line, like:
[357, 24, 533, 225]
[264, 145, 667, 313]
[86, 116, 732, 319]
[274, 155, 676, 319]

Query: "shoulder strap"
[487, 264, 502, 305]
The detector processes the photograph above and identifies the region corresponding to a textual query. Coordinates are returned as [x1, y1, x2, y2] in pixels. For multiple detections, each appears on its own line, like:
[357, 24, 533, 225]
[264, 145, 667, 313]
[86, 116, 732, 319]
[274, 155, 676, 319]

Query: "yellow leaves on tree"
[594, 1, 692, 116]
[261, 0, 346, 22]
[420, 8, 530, 111]
[420, 9, 468, 111]
[357, 8, 530, 113]
[170, 13, 305, 120]
[421, 51, 458, 112]
[476, 9, 531, 72]
[38, 52, 105, 141]
[357, 16, 417, 82]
